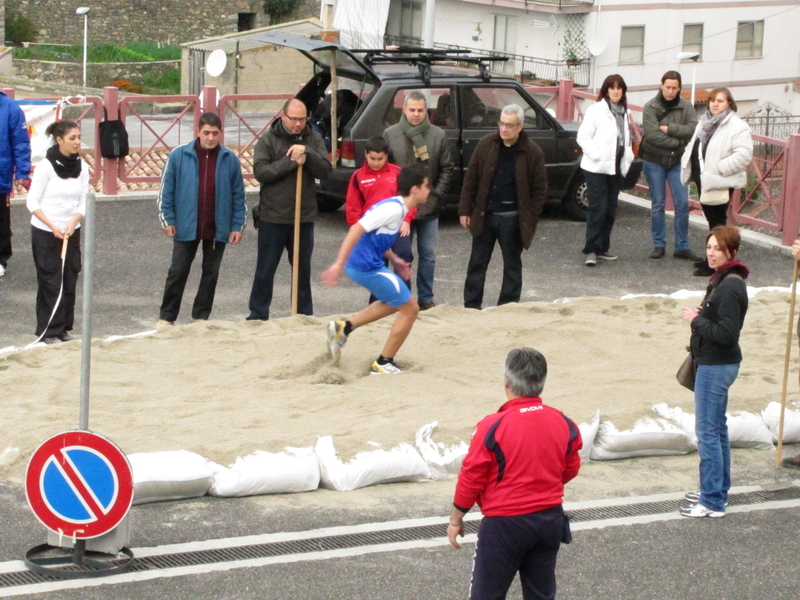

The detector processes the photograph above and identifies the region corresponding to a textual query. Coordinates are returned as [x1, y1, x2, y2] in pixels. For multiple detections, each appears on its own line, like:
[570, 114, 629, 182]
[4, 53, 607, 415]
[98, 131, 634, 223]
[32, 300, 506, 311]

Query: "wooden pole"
[291, 163, 304, 315]
[776, 258, 799, 474]
[330, 50, 338, 168]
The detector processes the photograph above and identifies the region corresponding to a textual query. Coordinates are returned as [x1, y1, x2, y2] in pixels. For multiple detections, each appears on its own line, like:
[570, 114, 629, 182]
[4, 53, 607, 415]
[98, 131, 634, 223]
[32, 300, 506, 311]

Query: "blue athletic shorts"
[345, 265, 411, 308]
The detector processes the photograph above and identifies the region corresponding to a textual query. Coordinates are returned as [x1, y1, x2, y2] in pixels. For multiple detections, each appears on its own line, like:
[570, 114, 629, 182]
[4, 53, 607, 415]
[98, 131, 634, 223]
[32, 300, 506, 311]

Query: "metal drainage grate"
[1, 486, 797, 588]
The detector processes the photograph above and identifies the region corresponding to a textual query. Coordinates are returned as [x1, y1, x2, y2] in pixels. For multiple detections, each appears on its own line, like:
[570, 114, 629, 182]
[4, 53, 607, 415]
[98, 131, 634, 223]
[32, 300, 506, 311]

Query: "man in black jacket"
[458, 104, 547, 309]
[247, 98, 331, 320]
[640, 71, 699, 261]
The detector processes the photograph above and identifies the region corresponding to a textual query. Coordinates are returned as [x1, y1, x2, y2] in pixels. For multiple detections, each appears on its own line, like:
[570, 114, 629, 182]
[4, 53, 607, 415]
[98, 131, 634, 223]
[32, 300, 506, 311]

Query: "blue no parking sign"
[25, 430, 133, 539]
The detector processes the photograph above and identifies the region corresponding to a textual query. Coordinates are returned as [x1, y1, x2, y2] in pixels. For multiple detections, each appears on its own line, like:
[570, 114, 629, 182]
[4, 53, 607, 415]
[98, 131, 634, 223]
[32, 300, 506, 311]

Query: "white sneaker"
[679, 503, 725, 518]
[0, 264, 5, 276]
[327, 321, 348, 359]
[370, 360, 403, 375]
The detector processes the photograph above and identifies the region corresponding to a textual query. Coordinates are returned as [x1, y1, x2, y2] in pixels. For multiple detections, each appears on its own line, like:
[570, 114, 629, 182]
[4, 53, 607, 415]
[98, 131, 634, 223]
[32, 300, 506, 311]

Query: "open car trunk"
[248, 32, 378, 147]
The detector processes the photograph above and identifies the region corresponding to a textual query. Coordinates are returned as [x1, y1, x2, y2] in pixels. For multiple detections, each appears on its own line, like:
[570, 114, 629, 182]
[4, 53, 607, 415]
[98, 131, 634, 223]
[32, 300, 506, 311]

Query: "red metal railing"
[218, 91, 294, 185]
[10, 81, 800, 245]
[5, 89, 104, 190]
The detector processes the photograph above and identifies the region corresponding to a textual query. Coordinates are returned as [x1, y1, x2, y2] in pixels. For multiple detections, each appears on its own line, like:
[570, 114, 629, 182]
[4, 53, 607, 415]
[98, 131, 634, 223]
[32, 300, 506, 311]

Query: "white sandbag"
[653, 404, 774, 449]
[652, 403, 695, 439]
[415, 421, 468, 480]
[761, 402, 800, 443]
[316, 436, 430, 491]
[727, 411, 774, 449]
[208, 448, 320, 497]
[129, 450, 213, 505]
[590, 418, 696, 460]
[578, 410, 601, 464]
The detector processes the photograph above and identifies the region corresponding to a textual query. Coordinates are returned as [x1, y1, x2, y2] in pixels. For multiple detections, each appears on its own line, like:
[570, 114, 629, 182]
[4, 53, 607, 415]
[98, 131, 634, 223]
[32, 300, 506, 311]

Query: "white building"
[333, 0, 800, 116]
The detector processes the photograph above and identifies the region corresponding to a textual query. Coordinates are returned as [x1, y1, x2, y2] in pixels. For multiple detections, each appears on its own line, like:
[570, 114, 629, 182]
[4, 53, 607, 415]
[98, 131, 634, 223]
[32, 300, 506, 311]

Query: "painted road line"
[0, 496, 796, 598]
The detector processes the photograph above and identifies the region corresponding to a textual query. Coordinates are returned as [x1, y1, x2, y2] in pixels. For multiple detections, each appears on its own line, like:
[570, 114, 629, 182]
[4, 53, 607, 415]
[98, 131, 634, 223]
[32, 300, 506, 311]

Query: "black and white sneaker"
[327, 321, 348, 359]
[370, 360, 403, 375]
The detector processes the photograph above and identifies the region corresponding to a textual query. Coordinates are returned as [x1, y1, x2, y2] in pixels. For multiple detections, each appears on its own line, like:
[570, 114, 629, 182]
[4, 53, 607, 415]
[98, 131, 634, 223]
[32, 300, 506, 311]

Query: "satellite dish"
[205, 49, 227, 78]
[587, 34, 607, 57]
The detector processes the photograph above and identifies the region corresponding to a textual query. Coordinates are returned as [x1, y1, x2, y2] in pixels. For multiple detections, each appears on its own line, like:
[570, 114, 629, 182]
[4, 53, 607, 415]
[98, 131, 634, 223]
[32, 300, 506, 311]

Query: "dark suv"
[253, 33, 587, 220]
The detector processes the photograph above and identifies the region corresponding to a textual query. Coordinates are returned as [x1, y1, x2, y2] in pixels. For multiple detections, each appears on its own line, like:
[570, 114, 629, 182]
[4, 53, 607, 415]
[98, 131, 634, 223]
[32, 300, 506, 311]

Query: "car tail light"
[341, 140, 356, 168]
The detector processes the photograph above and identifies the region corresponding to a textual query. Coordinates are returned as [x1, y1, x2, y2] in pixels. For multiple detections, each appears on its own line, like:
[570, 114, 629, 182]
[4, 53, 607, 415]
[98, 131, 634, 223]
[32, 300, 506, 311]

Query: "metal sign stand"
[24, 193, 135, 578]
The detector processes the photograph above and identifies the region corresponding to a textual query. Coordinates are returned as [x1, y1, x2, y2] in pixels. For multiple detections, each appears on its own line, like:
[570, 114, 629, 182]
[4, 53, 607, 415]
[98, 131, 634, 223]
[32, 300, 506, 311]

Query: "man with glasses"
[248, 98, 331, 320]
[458, 104, 547, 309]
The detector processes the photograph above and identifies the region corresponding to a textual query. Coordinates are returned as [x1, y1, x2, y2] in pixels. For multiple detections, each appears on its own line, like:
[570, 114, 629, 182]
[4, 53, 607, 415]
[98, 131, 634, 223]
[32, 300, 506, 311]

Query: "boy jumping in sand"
[321, 164, 429, 374]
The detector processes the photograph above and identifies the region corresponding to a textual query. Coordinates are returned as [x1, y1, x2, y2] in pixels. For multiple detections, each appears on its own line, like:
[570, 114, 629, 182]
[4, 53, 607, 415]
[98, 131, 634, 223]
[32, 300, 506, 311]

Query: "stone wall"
[13, 59, 180, 91]
[5, 0, 321, 46]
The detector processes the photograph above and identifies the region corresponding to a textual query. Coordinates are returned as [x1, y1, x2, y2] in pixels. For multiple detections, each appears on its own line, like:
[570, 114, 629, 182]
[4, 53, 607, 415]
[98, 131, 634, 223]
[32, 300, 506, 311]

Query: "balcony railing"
[381, 37, 590, 86]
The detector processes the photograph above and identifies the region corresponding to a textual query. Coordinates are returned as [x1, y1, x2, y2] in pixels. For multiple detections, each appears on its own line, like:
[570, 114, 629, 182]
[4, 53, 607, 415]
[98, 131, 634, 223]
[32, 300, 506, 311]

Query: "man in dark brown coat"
[458, 104, 547, 309]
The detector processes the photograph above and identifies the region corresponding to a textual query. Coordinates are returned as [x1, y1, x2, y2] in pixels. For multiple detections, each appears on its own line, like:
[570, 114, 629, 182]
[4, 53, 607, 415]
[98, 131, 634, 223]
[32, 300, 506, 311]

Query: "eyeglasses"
[284, 115, 308, 123]
[498, 121, 521, 129]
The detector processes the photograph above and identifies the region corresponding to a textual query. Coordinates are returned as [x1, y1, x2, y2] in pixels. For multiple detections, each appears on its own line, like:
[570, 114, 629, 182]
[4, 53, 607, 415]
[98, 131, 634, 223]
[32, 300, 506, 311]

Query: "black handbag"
[676, 347, 697, 391]
[98, 108, 129, 159]
[619, 158, 643, 190]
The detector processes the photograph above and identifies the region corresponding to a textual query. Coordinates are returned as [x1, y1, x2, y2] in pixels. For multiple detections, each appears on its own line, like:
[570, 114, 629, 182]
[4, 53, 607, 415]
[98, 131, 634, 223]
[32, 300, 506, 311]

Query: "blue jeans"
[694, 363, 740, 512]
[642, 161, 690, 251]
[411, 218, 437, 304]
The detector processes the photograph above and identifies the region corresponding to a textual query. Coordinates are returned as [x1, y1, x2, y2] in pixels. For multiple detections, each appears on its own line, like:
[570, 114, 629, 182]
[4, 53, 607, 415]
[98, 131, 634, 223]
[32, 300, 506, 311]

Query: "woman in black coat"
[679, 225, 748, 518]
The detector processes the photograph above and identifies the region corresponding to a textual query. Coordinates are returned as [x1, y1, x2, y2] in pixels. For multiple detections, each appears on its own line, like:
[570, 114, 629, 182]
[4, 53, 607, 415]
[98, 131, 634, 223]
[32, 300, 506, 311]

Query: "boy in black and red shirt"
[345, 136, 415, 294]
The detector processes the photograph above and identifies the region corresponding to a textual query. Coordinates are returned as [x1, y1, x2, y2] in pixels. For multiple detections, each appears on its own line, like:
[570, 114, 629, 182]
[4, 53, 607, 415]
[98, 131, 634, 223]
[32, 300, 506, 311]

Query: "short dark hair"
[597, 74, 628, 108]
[45, 120, 79, 140]
[661, 71, 682, 87]
[397, 163, 427, 196]
[708, 87, 738, 112]
[707, 225, 741, 259]
[198, 112, 221, 130]
[504, 347, 547, 398]
[365, 136, 389, 155]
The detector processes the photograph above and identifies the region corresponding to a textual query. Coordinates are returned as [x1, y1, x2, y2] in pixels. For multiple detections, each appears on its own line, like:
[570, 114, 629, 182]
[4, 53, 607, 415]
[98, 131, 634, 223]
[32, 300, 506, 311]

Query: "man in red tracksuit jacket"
[448, 347, 582, 600]
[346, 136, 416, 295]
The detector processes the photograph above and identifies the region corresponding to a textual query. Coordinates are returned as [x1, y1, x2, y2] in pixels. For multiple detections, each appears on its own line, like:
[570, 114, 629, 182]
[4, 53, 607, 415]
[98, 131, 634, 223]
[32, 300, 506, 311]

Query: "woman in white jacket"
[577, 74, 635, 266]
[680, 88, 752, 276]
[27, 120, 88, 344]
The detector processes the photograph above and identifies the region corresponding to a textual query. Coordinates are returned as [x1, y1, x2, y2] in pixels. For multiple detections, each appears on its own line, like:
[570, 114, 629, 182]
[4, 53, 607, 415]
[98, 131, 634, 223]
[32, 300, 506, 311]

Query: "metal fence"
[742, 115, 800, 141]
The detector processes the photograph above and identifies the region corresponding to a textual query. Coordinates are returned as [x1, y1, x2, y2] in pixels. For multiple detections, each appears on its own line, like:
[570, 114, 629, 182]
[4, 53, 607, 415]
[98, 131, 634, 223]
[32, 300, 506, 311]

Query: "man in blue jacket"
[157, 113, 246, 324]
[0, 91, 32, 277]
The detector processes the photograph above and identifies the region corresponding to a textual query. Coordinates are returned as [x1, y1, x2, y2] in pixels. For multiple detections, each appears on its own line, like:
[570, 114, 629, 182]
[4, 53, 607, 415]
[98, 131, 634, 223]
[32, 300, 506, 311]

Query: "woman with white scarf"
[680, 88, 753, 276]
[577, 74, 635, 267]
[26, 120, 88, 344]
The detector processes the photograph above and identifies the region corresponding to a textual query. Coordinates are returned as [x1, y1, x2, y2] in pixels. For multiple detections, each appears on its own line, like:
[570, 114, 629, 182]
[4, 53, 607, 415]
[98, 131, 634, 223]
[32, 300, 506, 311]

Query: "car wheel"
[318, 195, 344, 213]
[561, 173, 588, 222]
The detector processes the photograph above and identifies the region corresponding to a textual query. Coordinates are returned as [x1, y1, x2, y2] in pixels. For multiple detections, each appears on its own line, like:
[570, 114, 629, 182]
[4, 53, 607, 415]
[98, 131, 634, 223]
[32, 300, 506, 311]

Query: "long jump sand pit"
[1, 292, 797, 503]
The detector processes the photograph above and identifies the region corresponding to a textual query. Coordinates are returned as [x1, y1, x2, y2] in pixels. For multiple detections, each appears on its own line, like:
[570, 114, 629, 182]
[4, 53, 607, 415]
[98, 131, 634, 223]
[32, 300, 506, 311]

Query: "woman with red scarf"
[679, 225, 749, 518]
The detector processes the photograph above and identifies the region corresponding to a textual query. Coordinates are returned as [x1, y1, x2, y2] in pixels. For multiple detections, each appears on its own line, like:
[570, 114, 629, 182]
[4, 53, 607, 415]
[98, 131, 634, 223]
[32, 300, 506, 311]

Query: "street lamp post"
[76, 7, 90, 88]
[676, 51, 700, 105]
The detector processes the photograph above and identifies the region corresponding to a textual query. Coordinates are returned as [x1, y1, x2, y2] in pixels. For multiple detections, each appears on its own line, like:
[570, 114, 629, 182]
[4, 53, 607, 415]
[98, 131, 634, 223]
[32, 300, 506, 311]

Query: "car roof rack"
[350, 48, 508, 85]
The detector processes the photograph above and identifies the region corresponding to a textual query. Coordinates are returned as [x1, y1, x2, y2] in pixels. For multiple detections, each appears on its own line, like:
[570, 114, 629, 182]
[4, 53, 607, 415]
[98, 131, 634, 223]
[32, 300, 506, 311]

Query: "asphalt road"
[1, 196, 798, 599]
[0, 194, 795, 350]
